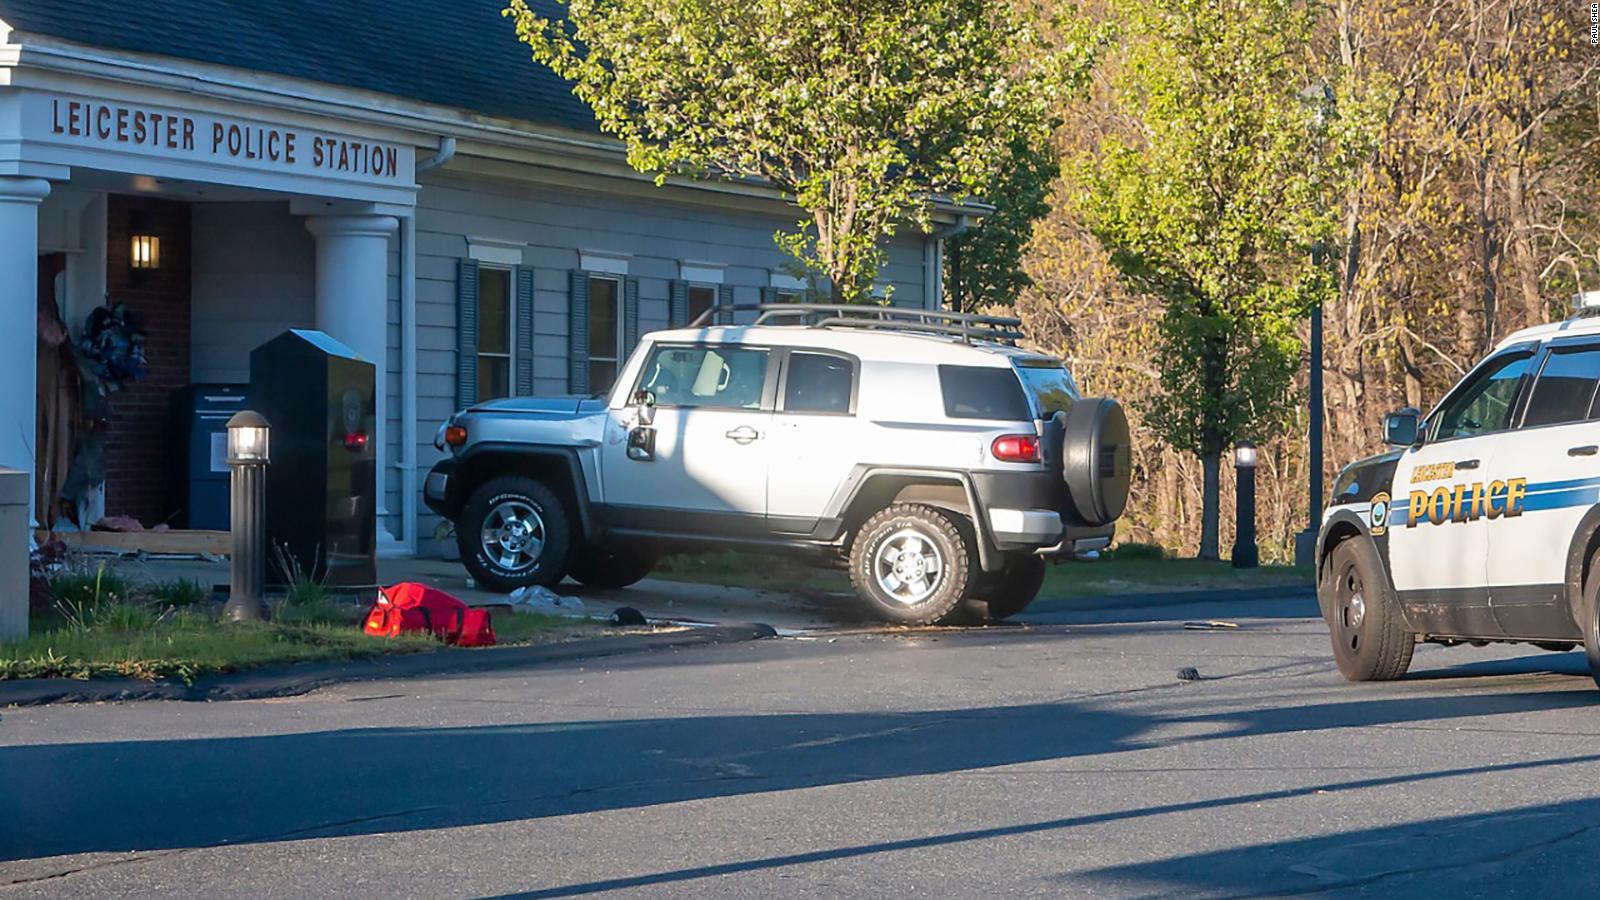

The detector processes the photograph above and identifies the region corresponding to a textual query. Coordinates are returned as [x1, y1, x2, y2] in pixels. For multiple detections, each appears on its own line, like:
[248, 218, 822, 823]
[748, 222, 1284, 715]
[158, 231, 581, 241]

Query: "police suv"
[1319, 293, 1600, 686]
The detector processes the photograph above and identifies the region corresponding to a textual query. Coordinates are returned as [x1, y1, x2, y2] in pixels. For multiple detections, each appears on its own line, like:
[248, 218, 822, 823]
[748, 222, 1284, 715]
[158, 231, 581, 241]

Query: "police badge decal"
[1368, 492, 1391, 536]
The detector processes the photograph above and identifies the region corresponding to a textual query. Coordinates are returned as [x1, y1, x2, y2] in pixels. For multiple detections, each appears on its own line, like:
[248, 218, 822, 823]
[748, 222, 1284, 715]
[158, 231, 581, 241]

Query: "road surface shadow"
[4, 684, 1595, 866]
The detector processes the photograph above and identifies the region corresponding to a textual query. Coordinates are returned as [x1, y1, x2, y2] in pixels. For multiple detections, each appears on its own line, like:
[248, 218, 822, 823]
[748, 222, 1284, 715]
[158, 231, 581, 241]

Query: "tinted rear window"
[938, 365, 1031, 420]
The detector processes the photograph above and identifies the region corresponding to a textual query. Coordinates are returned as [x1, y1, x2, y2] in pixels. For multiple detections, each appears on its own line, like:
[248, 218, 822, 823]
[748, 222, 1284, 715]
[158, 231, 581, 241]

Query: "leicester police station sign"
[15, 92, 416, 202]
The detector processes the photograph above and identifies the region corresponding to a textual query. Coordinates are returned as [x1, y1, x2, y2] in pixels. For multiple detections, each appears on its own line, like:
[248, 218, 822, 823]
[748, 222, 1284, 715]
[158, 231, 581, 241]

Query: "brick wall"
[102, 194, 192, 526]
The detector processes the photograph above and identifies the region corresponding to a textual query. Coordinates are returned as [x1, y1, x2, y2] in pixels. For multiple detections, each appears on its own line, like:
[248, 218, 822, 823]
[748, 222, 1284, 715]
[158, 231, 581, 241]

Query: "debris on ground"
[608, 607, 648, 627]
[508, 584, 585, 614]
[1177, 667, 1202, 682]
[1183, 620, 1240, 630]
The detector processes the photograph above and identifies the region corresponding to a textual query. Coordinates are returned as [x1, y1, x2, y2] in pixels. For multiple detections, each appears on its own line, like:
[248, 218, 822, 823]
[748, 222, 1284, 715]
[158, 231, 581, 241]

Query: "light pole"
[1233, 442, 1259, 570]
[1295, 82, 1334, 567]
[225, 410, 271, 622]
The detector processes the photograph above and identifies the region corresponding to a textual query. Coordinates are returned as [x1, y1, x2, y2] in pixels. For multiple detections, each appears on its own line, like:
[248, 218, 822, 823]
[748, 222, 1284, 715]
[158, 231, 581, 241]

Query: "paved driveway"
[4, 594, 1599, 898]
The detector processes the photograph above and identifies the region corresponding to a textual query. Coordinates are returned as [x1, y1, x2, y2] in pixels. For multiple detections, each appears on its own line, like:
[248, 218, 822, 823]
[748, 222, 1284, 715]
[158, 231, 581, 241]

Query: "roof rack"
[685, 303, 1026, 345]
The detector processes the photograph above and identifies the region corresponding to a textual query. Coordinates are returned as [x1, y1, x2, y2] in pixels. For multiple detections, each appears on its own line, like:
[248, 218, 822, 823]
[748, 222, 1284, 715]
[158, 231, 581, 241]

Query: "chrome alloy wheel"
[873, 528, 944, 605]
[481, 500, 546, 571]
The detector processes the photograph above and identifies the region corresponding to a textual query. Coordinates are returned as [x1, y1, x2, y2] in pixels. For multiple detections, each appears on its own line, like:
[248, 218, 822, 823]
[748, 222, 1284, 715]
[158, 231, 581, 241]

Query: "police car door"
[1481, 339, 1600, 637]
[1390, 347, 1537, 635]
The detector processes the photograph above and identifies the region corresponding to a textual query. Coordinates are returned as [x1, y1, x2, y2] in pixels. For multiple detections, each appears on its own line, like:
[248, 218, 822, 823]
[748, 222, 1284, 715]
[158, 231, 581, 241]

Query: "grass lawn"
[6, 564, 599, 682]
[654, 548, 1312, 603]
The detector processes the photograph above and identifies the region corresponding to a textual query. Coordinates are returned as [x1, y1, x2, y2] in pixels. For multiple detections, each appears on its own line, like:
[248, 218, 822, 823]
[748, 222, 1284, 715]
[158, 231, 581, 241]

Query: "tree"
[945, 138, 1061, 312]
[1076, 0, 1335, 560]
[505, 0, 1091, 301]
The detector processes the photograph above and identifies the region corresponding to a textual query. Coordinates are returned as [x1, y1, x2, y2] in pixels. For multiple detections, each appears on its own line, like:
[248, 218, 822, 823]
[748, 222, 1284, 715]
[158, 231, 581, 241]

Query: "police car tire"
[1580, 548, 1600, 690]
[457, 476, 572, 593]
[849, 504, 974, 625]
[1323, 538, 1414, 682]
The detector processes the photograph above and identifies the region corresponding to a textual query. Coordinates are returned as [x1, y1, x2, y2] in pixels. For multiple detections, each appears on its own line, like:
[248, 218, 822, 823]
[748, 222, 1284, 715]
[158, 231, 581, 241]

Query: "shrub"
[1106, 542, 1167, 561]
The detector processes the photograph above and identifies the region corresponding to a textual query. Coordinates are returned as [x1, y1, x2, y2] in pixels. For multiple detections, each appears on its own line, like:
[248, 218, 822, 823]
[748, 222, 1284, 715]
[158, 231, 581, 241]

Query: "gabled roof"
[0, 0, 597, 133]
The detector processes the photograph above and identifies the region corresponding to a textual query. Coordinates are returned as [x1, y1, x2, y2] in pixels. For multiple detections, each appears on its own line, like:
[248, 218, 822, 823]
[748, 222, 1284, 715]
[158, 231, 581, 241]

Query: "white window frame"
[588, 273, 625, 390]
[477, 264, 515, 399]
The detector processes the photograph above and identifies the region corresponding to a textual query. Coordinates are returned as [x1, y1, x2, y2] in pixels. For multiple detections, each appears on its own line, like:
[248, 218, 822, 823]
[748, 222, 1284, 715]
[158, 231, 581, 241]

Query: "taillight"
[445, 425, 468, 447]
[991, 434, 1041, 463]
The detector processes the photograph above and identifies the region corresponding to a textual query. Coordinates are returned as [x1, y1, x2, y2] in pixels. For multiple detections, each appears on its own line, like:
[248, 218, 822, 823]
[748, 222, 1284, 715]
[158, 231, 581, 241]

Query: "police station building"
[0, 0, 976, 556]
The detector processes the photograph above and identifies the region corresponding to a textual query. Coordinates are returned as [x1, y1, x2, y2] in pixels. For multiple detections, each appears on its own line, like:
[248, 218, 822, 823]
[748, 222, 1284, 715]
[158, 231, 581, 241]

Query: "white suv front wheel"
[849, 504, 975, 625]
[457, 476, 572, 593]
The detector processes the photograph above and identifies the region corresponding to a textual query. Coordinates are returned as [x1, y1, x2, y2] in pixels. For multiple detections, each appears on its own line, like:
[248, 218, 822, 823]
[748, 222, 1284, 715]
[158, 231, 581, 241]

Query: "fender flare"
[1562, 504, 1600, 627]
[448, 443, 595, 540]
[827, 466, 1002, 573]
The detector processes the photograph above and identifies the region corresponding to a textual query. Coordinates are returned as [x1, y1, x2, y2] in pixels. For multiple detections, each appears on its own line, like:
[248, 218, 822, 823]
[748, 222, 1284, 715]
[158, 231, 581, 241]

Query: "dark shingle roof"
[0, 0, 597, 133]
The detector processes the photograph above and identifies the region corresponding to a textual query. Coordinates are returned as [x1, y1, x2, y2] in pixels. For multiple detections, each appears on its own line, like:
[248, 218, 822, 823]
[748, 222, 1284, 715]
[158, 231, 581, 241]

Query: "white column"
[304, 214, 400, 552]
[0, 177, 51, 527]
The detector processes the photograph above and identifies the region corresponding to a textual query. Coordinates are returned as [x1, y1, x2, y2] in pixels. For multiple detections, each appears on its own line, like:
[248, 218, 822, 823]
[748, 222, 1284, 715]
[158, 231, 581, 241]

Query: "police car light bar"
[1572, 291, 1600, 316]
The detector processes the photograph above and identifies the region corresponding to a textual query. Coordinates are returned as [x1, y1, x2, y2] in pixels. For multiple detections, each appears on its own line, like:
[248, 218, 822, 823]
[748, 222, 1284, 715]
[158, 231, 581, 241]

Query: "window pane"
[1434, 353, 1533, 439]
[688, 286, 716, 323]
[1524, 348, 1600, 427]
[640, 346, 769, 409]
[1016, 364, 1080, 418]
[589, 277, 618, 359]
[784, 353, 853, 414]
[479, 269, 510, 355]
[478, 355, 510, 400]
[588, 360, 618, 393]
[938, 365, 1031, 420]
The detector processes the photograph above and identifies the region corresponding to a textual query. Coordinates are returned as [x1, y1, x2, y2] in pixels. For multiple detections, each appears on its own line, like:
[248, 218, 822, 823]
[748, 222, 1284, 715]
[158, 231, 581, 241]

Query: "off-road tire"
[1322, 537, 1414, 681]
[849, 503, 975, 625]
[967, 555, 1048, 622]
[457, 476, 571, 593]
[568, 545, 658, 590]
[1580, 547, 1600, 690]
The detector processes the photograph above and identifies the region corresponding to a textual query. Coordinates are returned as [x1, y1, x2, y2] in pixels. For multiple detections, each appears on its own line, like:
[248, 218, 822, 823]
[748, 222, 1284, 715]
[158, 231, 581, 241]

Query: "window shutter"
[568, 270, 589, 395]
[669, 280, 688, 327]
[760, 286, 778, 304]
[515, 268, 534, 395]
[718, 284, 735, 325]
[624, 277, 641, 351]
[456, 258, 480, 407]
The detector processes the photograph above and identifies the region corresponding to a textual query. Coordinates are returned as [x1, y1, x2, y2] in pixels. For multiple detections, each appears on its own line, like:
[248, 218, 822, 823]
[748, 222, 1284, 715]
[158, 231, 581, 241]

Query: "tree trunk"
[1198, 450, 1221, 561]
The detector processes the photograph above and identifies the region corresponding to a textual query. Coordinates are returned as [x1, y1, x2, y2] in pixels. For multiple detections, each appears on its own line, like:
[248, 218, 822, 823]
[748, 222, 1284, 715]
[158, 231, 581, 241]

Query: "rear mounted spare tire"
[1061, 398, 1131, 527]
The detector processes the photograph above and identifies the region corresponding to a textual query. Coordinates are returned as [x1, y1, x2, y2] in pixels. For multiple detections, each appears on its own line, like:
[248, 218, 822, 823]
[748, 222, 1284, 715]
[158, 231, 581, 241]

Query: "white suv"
[426, 305, 1132, 624]
[1319, 294, 1600, 686]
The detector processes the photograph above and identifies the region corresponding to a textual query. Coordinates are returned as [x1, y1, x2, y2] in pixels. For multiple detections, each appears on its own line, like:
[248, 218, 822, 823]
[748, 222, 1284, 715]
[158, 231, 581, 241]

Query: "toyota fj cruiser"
[424, 304, 1132, 624]
[1319, 292, 1600, 687]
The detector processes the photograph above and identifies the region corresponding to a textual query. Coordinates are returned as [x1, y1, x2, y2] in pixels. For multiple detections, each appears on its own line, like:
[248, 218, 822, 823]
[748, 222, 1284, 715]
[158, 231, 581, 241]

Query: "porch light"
[130, 234, 161, 270]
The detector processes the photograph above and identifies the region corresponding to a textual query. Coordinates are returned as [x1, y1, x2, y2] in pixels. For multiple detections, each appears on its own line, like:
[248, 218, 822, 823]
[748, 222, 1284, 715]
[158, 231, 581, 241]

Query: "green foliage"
[505, 0, 1094, 301]
[1078, 0, 1336, 458]
[1104, 541, 1167, 561]
[145, 578, 208, 607]
[946, 138, 1062, 311]
[271, 542, 330, 607]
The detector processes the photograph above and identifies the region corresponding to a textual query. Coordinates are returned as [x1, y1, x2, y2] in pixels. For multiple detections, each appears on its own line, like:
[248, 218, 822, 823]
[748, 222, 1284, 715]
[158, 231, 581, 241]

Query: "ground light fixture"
[1233, 441, 1259, 569]
[225, 410, 271, 622]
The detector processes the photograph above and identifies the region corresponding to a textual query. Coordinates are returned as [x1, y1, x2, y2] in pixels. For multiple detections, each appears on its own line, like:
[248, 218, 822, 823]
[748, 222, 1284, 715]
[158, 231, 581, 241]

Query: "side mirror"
[632, 389, 656, 427]
[1383, 407, 1421, 447]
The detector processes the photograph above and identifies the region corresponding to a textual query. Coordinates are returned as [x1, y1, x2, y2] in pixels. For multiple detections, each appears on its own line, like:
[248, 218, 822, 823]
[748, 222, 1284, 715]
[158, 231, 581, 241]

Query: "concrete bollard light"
[224, 410, 271, 623]
[0, 468, 27, 641]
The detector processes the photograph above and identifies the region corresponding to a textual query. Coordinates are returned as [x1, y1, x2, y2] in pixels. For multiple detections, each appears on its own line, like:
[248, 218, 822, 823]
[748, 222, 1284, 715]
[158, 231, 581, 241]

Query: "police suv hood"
[467, 396, 608, 417]
[1330, 448, 1403, 506]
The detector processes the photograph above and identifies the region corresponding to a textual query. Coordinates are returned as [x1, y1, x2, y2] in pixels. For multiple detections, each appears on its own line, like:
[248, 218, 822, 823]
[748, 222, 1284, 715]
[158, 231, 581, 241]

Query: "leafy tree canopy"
[506, 0, 1095, 301]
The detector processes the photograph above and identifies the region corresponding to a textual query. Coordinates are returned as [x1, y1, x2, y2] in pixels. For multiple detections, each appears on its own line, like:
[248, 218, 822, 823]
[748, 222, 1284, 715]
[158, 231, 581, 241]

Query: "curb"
[0, 622, 778, 708]
[1028, 584, 1316, 615]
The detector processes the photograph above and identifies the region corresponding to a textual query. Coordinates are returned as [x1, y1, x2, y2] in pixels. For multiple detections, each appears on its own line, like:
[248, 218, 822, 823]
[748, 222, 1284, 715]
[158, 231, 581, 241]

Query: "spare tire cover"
[1061, 398, 1132, 526]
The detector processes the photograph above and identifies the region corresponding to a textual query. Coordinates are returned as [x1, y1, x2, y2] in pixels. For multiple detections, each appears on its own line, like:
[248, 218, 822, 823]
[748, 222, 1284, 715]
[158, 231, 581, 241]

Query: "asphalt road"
[5, 593, 1600, 898]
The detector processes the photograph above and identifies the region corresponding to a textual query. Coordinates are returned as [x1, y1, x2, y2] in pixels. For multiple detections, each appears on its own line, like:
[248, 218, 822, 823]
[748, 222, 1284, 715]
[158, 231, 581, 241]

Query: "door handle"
[724, 425, 761, 445]
[1570, 445, 1600, 457]
[1455, 459, 1480, 470]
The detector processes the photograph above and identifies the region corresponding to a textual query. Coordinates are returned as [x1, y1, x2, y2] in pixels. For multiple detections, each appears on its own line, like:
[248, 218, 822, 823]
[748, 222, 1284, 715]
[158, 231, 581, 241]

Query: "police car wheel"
[1580, 548, 1600, 690]
[1323, 538, 1414, 682]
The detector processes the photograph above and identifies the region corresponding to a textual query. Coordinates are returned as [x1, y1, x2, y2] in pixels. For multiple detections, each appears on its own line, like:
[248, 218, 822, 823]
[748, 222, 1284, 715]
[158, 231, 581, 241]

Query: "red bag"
[363, 582, 496, 647]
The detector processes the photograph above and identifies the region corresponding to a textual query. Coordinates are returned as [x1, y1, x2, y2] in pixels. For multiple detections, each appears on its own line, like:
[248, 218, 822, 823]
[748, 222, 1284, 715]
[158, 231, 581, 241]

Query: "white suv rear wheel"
[849, 504, 974, 624]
